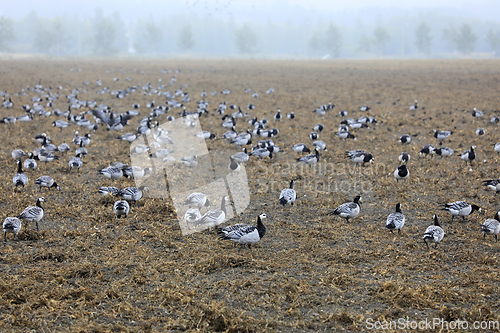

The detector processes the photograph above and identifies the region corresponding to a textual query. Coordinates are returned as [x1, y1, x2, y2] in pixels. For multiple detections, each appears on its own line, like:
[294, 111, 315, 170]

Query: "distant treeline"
[0, 8, 499, 58]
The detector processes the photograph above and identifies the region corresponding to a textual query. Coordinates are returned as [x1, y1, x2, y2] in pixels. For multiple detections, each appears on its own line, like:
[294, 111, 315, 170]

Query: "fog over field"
[0, 1, 499, 58]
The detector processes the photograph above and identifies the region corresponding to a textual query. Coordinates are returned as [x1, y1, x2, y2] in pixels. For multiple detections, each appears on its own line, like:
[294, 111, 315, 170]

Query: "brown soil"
[0, 59, 499, 332]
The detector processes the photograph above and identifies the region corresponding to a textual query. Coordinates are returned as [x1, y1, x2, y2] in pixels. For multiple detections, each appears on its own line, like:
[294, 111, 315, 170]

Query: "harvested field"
[0, 59, 500, 332]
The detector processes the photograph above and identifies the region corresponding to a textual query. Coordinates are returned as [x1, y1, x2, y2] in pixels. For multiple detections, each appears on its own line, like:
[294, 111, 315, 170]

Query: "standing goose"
[116, 186, 148, 207]
[69, 154, 83, 172]
[35, 176, 61, 192]
[423, 214, 445, 249]
[386, 203, 405, 234]
[58, 143, 71, 155]
[113, 200, 130, 219]
[394, 165, 409, 182]
[399, 152, 410, 164]
[24, 153, 37, 170]
[329, 196, 362, 223]
[18, 197, 46, 231]
[183, 192, 210, 209]
[274, 109, 282, 121]
[461, 146, 476, 164]
[483, 179, 500, 195]
[12, 149, 26, 161]
[218, 213, 267, 252]
[481, 212, 500, 242]
[440, 201, 482, 222]
[75, 140, 88, 157]
[297, 149, 320, 165]
[230, 148, 249, 163]
[3, 217, 22, 241]
[196, 197, 227, 232]
[279, 180, 297, 206]
[98, 166, 124, 180]
[13, 160, 28, 188]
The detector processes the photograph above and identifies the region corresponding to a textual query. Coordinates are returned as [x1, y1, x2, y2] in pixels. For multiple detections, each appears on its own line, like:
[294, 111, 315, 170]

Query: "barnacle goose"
[184, 192, 210, 209]
[52, 120, 69, 131]
[117, 133, 137, 142]
[98, 186, 120, 196]
[419, 144, 435, 157]
[394, 165, 409, 182]
[399, 152, 410, 164]
[72, 131, 82, 145]
[181, 156, 198, 168]
[223, 127, 238, 140]
[481, 212, 500, 242]
[472, 108, 484, 117]
[346, 150, 374, 165]
[231, 148, 249, 163]
[24, 153, 37, 170]
[18, 197, 46, 231]
[38, 150, 59, 164]
[360, 105, 371, 111]
[196, 197, 227, 231]
[13, 161, 28, 188]
[3, 217, 22, 241]
[196, 131, 216, 140]
[435, 147, 454, 157]
[80, 134, 91, 146]
[297, 149, 320, 164]
[58, 143, 71, 155]
[12, 149, 26, 161]
[313, 124, 324, 132]
[274, 109, 282, 121]
[279, 180, 296, 206]
[291, 143, 310, 154]
[218, 213, 267, 251]
[336, 131, 356, 140]
[313, 141, 327, 151]
[122, 166, 145, 179]
[409, 100, 418, 110]
[433, 130, 452, 140]
[185, 208, 202, 224]
[329, 195, 362, 223]
[490, 116, 499, 124]
[339, 110, 348, 117]
[386, 203, 405, 234]
[35, 133, 52, 144]
[116, 186, 148, 207]
[98, 166, 124, 180]
[440, 201, 481, 222]
[69, 154, 83, 172]
[75, 140, 87, 157]
[398, 134, 412, 144]
[113, 200, 130, 219]
[423, 215, 445, 249]
[35, 176, 60, 191]
[287, 112, 295, 119]
[310, 132, 319, 140]
[483, 179, 500, 195]
[251, 147, 273, 159]
[349, 122, 368, 130]
[476, 128, 486, 136]
[495, 143, 500, 153]
[460, 146, 476, 164]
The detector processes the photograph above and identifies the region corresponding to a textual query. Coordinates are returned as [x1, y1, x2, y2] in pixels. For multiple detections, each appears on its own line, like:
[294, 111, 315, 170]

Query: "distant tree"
[486, 29, 500, 57]
[373, 26, 390, 56]
[34, 22, 54, 54]
[92, 18, 118, 56]
[454, 23, 477, 55]
[415, 22, 432, 56]
[325, 23, 342, 58]
[144, 21, 163, 54]
[0, 16, 15, 52]
[235, 23, 257, 54]
[356, 34, 372, 54]
[442, 25, 458, 52]
[51, 17, 70, 56]
[177, 24, 194, 51]
[308, 31, 322, 54]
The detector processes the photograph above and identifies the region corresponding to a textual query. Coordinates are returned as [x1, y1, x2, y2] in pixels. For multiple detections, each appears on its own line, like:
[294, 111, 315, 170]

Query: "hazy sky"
[2, 0, 500, 22]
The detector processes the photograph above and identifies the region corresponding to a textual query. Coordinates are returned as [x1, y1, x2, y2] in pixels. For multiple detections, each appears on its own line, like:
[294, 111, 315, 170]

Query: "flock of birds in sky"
[1, 67, 500, 251]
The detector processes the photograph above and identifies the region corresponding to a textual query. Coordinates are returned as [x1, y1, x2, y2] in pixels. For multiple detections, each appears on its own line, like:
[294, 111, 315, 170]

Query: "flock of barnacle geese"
[1, 71, 500, 252]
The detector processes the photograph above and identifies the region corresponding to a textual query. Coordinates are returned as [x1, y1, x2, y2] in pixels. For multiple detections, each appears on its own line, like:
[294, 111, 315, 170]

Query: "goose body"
[398, 152, 410, 164]
[461, 146, 476, 164]
[3, 217, 22, 241]
[116, 186, 147, 207]
[197, 197, 227, 230]
[231, 148, 249, 163]
[291, 143, 310, 154]
[441, 200, 481, 222]
[481, 212, 500, 242]
[483, 179, 500, 195]
[113, 200, 130, 218]
[419, 144, 435, 157]
[12, 149, 26, 161]
[98, 186, 120, 196]
[346, 150, 374, 165]
[279, 180, 296, 206]
[35, 175, 60, 191]
[18, 197, 46, 231]
[329, 196, 361, 223]
[336, 131, 356, 140]
[185, 208, 202, 224]
[394, 165, 409, 182]
[423, 215, 445, 248]
[13, 161, 28, 187]
[297, 149, 320, 164]
[183, 192, 210, 209]
[218, 213, 267, 251]
[435, 147, 454, 157]
[398, 134, 411, 144]
[24, 153, 37, 170]
[98, 166, 124, 180]
[69, 155, 83, 172]
[386, 203, 405, 234]
[433, 130, 452, 140]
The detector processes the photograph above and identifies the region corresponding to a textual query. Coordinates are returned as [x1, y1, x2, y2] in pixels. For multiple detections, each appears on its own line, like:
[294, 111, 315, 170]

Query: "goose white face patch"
[130, 116, 250, 235]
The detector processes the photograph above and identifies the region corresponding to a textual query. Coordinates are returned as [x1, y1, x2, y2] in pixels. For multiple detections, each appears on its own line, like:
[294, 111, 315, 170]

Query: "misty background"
[0, 0, 500, 59]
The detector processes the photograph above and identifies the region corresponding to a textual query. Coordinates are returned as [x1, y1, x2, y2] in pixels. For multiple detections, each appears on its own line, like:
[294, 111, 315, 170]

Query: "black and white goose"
[17, 197, 46, 231]
[116, 186, 147, 207]
[346, 150, 374, 165]
[329, 195, 362, 223]
[336, 131, 356, 140]
[183, 192, 210, 209]
[52, 120, 69, 131]
[181, 155, 198, 168]
[409, 100, 418, 110]
[12, 149, 26, 161]
[250, 147, 273, 159]
[196, 197, 227, 231]
[223, 127, 238, 140]
[423, 214, 445, 249]
[398, 152, 410, 164]
[495, 142, 500, 153]
[490, 116, 499, 124]
[419, 144, 435, 157]
[58, 143, 71, 155]
[117, 133, 137, 142]
[24, 153, 37, 170]
[35, 176, 60, 192]
[440, 201, 481, 222]
[98, 166, 124, 180]
[310, 132, 319, 140]
[476, 128, 486, 136]
[113, 200, 130, 219]
[279, 180, 296, 206]
[228, 157, 241, 172]
[3, 217, 22, 241]
[398, 134, 412, 144]
[80, 133, 91, 146]
[313, 124, 324, 132]
[69, 154, 83, 172]
[98, 186, 120, 196]
[313, 141, 327, 151]
[35, 133, 52, 144]
[360, 105, 370, 111]
[291, 143, 310, 154]
[460, 146, 476, 164]
[297, 149, 320, 165]
[433, 130, 452, 140]
[274, 109, 282, 121]
[231, 148, 249, 163]
[287, 112, 295, 119]
[13, 160, 28, 188]
[435, 147, 454, 157]
[394, 165, 409, 182]
[472, 108, 484, 118]
[386, 203, 405, 234]
[218, 213, 267, 252]
[483, 179, 500, 195]
[481, 212, 500, 242]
